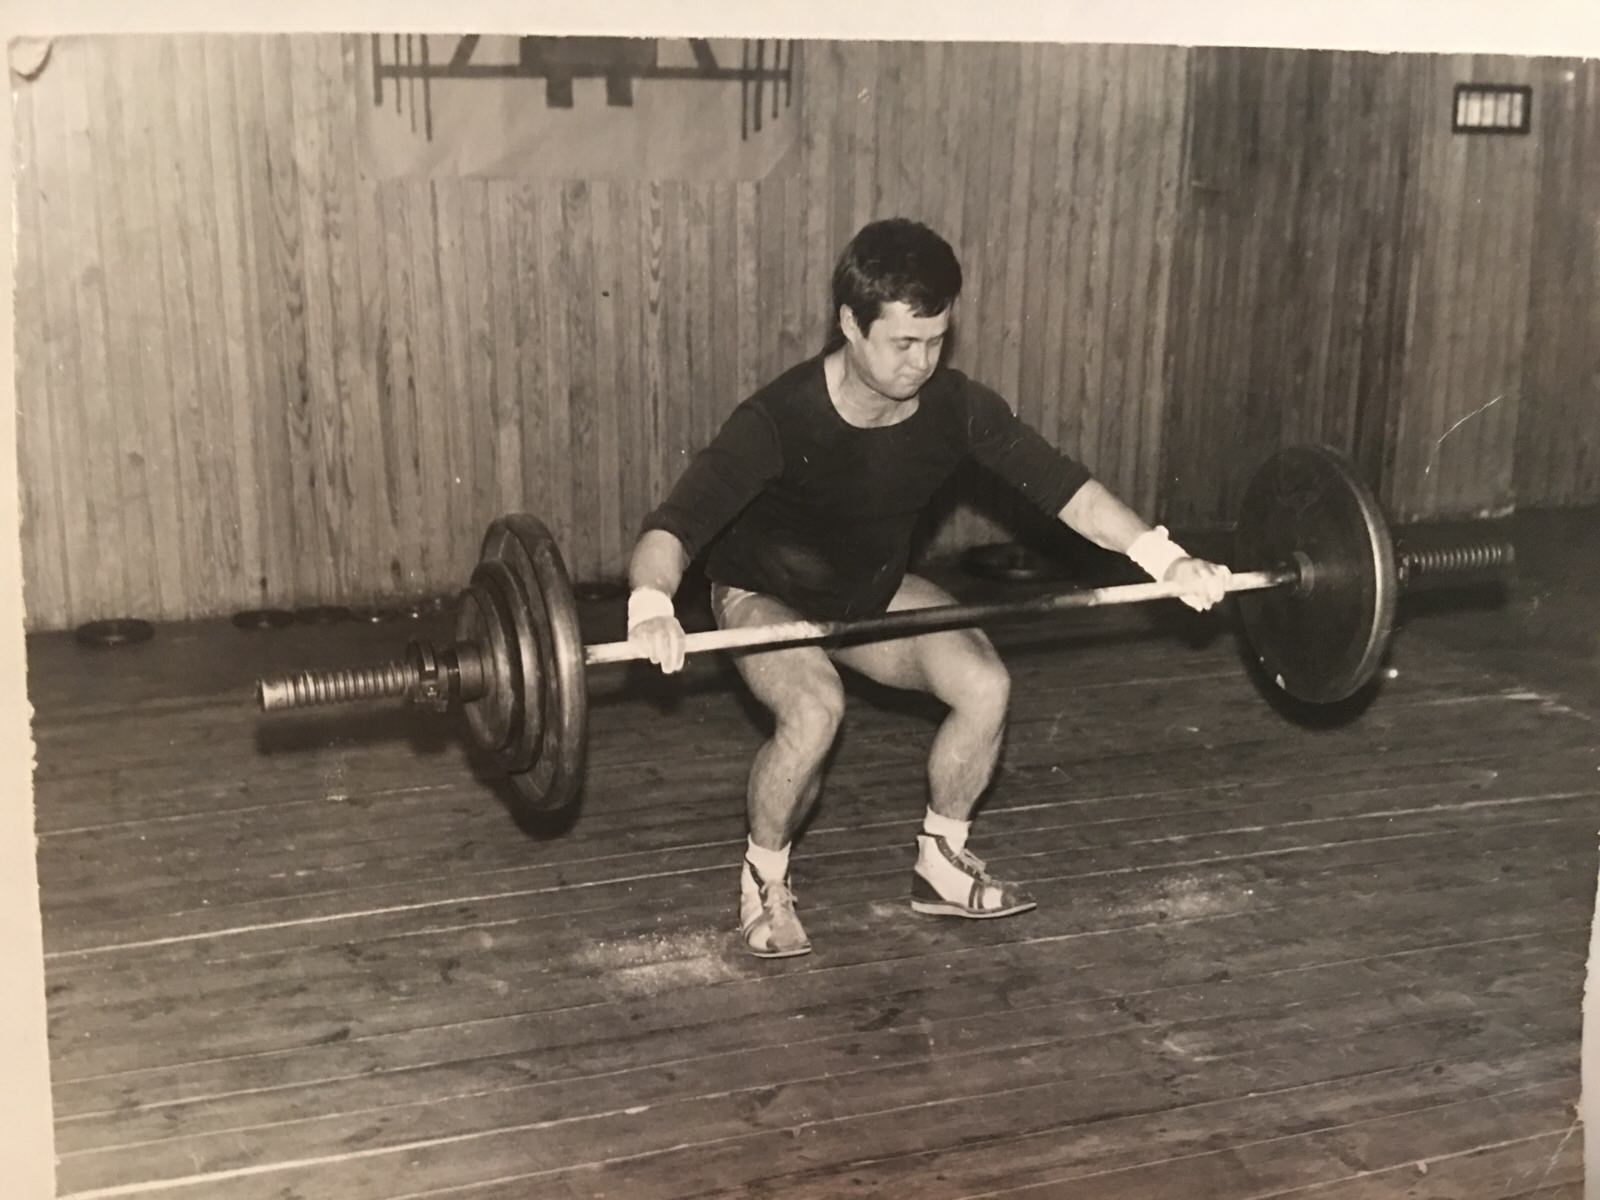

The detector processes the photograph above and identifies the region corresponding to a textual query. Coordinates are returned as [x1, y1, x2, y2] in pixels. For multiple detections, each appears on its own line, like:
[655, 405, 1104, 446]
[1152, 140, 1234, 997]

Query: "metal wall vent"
[1453, 84, 1532, 134]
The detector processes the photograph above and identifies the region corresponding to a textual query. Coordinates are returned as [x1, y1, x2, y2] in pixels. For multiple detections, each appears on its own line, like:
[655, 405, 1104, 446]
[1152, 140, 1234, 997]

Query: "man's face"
[842, 300, 951, 402]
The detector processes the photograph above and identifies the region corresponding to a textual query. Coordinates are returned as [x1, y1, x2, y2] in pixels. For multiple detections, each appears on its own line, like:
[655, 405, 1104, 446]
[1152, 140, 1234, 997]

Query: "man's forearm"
[629, 529, 690, 596]
[1056, 480, 1152, 555]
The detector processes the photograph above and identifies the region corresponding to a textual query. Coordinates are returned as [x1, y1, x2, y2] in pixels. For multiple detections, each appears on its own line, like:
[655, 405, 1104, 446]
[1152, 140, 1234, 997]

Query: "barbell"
[255, 445, 1513, 820]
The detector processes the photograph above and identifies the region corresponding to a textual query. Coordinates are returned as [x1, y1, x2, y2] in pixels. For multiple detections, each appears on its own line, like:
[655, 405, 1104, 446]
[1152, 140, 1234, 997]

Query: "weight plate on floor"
[232, 608, 295, 631]
[74, 618, 154, 648]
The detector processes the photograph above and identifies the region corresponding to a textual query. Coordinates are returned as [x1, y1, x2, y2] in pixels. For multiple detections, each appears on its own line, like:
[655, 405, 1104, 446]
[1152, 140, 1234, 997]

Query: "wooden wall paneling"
[201, 36, 272, 606]
[733, 183, 761, 403]
[779, 159, 810, 372]
[176, 35, 248, 612]
[400, 182, 449, 586]
[837, 42, 879, 252]
[1059, 46, 1106, 491]
[339, 38, 401, 594]
[424, 179, 469, 584]
[1091, 43, 1134, 494]
[693, 179, 717, 467]
[917, 40, 977, 555]
[750, 165, 779, 391]
[453, 178, 502, 562]
[13, 50, 70, 627]
[532, 185, 575, 561]
[986, 42, 1029, 407]
[1355, 57, 1415, 503]
[375, 182, 427, 595]
[1392, 57, 1458, 516]
[1440, 57, 1489, 517]
[509, 186, 552, 561]
[1467, 58, 1539, 517]
[255, 35, 319, 602]
[435, 177, 487, 582]
[1312, 52, 1381, 456]
[707, 181, 742, 444]
[1158, 53, 1208, 528]
[80, 38, 160, 620]
[1515, 60, 1558, 504]
[823, 41, 857, 274]
[585, 182, 620, 582]
[758, 164, 791, 373]
[186, 36, 256, 611]
[923, 42, 961, 266]
[1162, 46, 1241, 526]
[1110, 45, 1152, 507]
[637, 182, 668, 515]
[43, 38, 122, 620]
[1266, 53, 1321, 494]
[877, 42, 923, 223]
[1224, 46, 1285, 508]
[799, 50, 838, 359]
[1018, 43, 1068, 455]
[1135, 46, 1188, 514]
[1519, 58, 1600, 507]
[291, 34, 363, 601]
[588, 181, 625, 576]
[1392, 54, 1536, 520]
[607, 182, 648, 555]
[1164, 47, 1366, 528]
[1119, 39, 1177, 512]
[682, 184, 712, 462]
[691, 180, 716, 456]
[1238, 50, 1302, 479]
[755, 108, 788, 380]
[654, 184, 688, 520]
[985, 39, 1051, 551]
[232, 35, 301, 608]
[1298, 54, 1348, 451]
[948, 40, 988, 391]
[481, 185, 524, 526]
[556, 182, 599, 582]
[1086, 42, 1126, 495]
[941, 40, 1036, 560]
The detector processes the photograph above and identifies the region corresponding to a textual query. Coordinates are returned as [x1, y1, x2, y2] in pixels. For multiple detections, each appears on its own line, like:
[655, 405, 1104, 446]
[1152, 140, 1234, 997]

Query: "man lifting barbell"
[624, 218, 1232, 959]
[254, 240, 1512, 958]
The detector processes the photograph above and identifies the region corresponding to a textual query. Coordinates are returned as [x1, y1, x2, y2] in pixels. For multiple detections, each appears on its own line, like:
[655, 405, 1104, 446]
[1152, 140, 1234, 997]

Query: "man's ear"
[838, 305, 864, 343]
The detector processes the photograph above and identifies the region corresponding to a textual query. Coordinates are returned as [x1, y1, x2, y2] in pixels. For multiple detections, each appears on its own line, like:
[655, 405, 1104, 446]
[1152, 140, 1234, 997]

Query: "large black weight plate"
[455, 569, 524, 758]
[1234, 445, 1397, 704]
[469, 558, 543, 771]
[477, 515, 587, 814]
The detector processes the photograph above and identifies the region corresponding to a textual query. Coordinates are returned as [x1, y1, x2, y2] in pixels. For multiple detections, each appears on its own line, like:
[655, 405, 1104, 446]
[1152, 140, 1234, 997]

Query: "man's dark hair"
[830, 218, 963, 344]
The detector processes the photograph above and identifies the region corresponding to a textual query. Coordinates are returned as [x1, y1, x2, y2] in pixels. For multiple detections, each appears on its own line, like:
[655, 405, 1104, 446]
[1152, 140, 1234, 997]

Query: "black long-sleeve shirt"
[643, 356, 1093, 620]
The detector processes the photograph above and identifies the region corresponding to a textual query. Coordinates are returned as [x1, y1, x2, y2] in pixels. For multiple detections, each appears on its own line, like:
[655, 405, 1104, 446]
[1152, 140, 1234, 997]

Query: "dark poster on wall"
[359, 34, 800, 180]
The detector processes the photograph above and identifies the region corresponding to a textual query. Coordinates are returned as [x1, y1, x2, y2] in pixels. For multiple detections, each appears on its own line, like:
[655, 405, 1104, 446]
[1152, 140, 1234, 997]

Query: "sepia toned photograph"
[5, 5, 1598, 1196]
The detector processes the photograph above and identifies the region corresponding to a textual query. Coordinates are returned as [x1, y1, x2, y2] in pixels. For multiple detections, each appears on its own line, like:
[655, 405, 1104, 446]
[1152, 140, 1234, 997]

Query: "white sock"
[745, 837, 791, 884]
[922, 808, 971, 854]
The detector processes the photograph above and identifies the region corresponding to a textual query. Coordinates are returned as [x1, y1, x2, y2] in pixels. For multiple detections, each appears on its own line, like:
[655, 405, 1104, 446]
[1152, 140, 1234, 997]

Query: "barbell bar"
[255, 445, 1514, 820]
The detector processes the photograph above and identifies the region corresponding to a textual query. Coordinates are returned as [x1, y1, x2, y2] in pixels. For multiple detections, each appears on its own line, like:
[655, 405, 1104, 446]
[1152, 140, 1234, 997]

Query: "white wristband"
[627, 587, 675, 633]
[1126, 526, 1189, 582]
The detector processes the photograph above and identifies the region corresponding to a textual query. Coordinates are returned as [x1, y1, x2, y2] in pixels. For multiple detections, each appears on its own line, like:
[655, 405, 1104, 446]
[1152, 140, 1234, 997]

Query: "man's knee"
[953, 645, 1010, 725]
[775, 676, 846, 749]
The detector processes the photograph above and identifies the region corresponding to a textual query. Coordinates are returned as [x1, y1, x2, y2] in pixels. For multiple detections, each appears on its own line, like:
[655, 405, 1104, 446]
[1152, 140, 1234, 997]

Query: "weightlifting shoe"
[911, 833, 1037, 919]
[740, 858, 812, 958]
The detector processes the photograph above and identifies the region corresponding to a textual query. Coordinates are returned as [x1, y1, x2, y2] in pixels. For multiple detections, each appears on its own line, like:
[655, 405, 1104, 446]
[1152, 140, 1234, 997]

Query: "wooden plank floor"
[27, 572, 1594, 1198]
